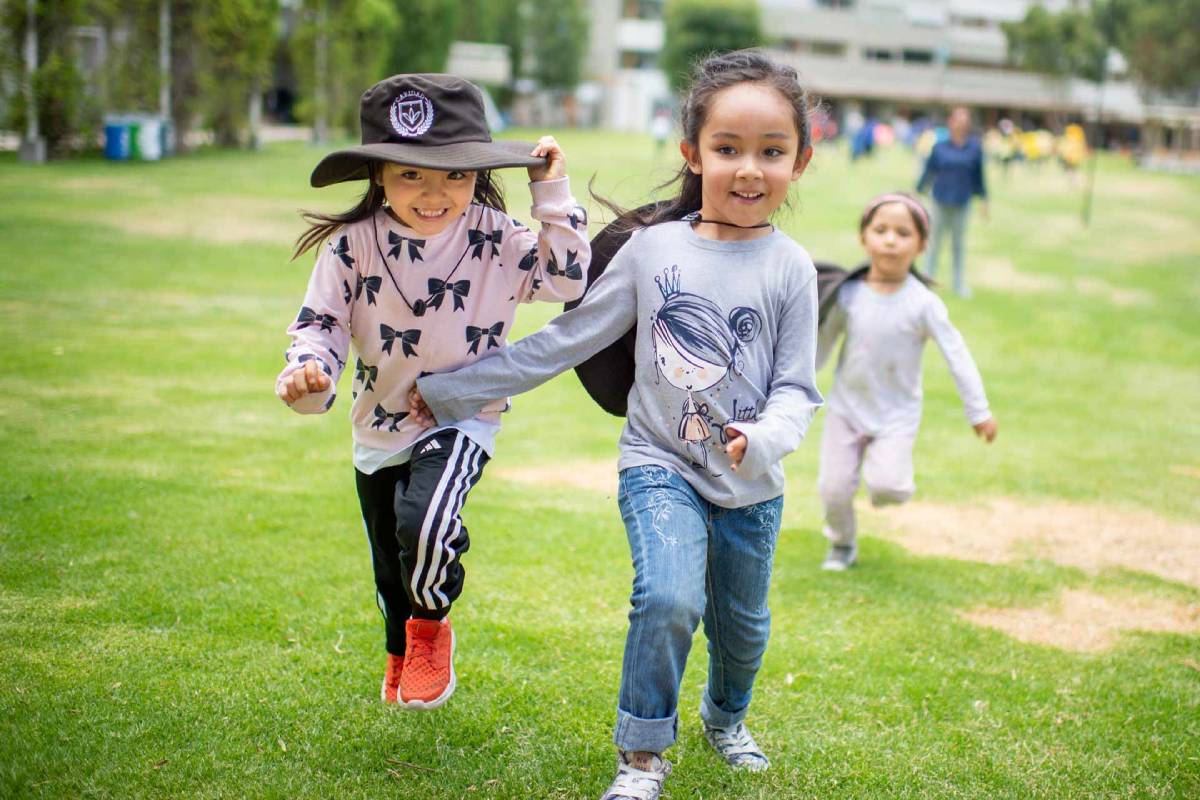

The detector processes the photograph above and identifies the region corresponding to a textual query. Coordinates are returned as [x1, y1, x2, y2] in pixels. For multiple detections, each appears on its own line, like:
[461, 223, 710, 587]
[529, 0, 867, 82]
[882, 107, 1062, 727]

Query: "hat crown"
[360, 74, 492, 149]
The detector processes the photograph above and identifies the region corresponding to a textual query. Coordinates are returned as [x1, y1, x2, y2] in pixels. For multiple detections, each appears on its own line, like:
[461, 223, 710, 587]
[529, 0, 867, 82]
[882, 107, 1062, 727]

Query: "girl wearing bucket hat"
[276, 74, 590, 710]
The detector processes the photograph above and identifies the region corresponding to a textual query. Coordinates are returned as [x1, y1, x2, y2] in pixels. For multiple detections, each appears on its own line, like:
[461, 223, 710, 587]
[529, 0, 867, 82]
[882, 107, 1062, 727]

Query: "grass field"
[1, 129, 1198, 799]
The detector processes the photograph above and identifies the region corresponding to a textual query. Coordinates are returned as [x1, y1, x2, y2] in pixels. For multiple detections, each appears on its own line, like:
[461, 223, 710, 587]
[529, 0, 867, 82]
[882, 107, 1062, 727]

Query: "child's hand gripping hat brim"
[310, 73, 546, 187]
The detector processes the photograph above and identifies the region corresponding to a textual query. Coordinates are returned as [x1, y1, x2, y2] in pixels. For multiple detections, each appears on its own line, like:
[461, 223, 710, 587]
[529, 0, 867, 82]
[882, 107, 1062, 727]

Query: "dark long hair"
[593, 49, 813, 232]
[292, 164, 507, 259]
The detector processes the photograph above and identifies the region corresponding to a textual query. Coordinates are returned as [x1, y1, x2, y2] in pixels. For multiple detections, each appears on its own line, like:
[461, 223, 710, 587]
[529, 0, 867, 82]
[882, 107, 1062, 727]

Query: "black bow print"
[518, 245, 538, 272]
[356, 274, 382, 305]
[330, 236, 355, 269]
[568, 206, 588, 230]
[342, 280, 352, 304]
[371, 403, 409, 432]
[296, 353, 332, 375]
[546, 249, 583, 280]
[380, 324, 421, 358]
[387, 231, 425, 262]
[297, 306, 336, 332]
[465, 321, 503, 354]
[355, 358, 378, 392]
[328, 347, 345, 371]
[467, 228, 503, 259]
[427, 278, 471, 312]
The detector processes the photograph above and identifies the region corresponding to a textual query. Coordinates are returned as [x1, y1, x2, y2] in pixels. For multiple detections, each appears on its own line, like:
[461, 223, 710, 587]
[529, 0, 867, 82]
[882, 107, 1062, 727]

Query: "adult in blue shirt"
[917, 106, 988, 298]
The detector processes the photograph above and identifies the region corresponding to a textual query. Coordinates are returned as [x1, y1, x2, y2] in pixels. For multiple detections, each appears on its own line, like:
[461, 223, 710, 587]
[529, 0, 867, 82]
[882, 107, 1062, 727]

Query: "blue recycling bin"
[104, 121, 132, 160]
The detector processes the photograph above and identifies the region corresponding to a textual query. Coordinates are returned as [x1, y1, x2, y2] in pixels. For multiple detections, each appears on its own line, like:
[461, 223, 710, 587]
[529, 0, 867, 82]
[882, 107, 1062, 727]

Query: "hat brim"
[310, 140, 544, 187]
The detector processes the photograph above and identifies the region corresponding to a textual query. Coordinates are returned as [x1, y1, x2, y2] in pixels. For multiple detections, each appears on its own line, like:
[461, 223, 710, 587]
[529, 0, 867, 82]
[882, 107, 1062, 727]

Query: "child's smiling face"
[861, 202, 926, 281]
[379, 162, 477, 235]
[681, 82, 812, 235]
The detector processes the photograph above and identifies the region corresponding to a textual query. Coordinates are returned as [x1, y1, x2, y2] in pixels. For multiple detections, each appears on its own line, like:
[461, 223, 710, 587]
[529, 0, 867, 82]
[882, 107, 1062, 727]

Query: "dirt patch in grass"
[975, 258, 1151, 306]
[494, 459, 617, 495]
[867, 497, 1200, 588]
[100, 196, 302, 244]
[960, 588, 1200, 652]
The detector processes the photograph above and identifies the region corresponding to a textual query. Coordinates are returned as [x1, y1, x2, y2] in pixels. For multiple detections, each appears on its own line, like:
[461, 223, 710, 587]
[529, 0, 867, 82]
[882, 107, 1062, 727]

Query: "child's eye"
[400, 171, 421, 180]
[716, 145, 737, 155]
[763, 147, 784, 157]
[448, 171, 468, 180]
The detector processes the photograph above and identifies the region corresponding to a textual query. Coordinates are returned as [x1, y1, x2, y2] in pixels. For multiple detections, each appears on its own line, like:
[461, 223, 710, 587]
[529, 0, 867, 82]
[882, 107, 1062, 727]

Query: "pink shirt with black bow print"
[277, 177, 589, 454]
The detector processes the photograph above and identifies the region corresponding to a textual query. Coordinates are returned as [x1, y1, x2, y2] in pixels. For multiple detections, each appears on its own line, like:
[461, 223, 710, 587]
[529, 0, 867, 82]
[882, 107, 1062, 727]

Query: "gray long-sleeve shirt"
[816, 275, 990, 437]
[418, 221, 823, 508]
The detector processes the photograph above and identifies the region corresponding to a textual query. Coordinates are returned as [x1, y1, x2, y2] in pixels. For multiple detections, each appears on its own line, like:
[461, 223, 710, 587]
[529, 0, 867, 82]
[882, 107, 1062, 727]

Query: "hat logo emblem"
[390, 91, 435, 138]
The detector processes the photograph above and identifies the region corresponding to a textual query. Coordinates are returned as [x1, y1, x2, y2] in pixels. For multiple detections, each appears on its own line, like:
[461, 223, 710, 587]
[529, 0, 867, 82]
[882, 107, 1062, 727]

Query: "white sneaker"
[821, 543, 858, 571]
[599, 751, 671, 800]
[703, 722, 770, 771]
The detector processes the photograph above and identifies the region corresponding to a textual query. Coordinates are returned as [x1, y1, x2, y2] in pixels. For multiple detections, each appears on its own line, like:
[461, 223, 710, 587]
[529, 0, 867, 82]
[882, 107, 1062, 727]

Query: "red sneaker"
[381, 653, 404, 704]
[399, 617, 456, 709]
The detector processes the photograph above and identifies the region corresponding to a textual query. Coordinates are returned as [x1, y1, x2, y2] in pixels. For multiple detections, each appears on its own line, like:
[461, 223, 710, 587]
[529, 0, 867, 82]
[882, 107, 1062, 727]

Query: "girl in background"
[816, 192, 996, 571]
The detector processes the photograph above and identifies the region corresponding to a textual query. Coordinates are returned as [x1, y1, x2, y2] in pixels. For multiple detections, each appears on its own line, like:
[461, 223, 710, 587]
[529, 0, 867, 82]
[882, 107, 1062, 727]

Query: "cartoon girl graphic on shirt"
[652, 265, 763, 474]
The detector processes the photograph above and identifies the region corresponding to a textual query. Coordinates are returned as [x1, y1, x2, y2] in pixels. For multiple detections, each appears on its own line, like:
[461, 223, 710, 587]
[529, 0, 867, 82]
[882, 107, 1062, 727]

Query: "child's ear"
[680, 140, 702, 175]
[792, 145, 814, 180]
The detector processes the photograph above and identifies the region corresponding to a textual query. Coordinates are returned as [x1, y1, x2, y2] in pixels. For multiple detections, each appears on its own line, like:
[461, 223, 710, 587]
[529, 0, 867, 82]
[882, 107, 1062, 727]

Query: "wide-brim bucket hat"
[310, 74, 544, 188]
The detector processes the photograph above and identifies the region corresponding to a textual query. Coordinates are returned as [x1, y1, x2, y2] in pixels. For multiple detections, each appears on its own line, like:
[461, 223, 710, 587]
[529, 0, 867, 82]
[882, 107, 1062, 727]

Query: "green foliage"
[1002, 4, 1107, 83]
[527, 0, 588, 91]
[457, 0, 524, 88]
[192, 0, 279, 146]
[1113, 0, 1200, 94]
[1, 0, 96, 157]
[291, 0, 401, 136]
[384, 0, 458, 75]
[661, 0, 763, 92]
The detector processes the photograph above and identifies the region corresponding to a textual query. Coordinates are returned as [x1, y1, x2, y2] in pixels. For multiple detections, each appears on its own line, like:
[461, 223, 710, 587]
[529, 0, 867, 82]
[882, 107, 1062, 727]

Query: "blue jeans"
[926, 201, 970, 297]
[613, 465, 783, 753]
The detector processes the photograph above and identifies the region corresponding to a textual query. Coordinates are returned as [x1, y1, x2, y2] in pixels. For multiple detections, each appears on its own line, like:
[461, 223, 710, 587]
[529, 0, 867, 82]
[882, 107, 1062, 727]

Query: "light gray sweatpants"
[817, 411, 916, 546]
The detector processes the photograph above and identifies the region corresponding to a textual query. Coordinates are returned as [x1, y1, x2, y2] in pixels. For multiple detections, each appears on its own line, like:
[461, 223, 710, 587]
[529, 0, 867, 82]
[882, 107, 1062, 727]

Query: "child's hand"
[277, 360, 330, 405]
[725, 428, 747, 471]
[527, 135, 566, 182]
[973, 417, 998, 443]
[407, 385, 437, 429]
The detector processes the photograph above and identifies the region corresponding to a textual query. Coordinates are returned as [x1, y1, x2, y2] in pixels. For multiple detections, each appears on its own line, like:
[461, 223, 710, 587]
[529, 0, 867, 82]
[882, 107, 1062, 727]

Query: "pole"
[312, 0, 329, 146]
[159, 0, 174, 154]
[19, 0, 46, 162]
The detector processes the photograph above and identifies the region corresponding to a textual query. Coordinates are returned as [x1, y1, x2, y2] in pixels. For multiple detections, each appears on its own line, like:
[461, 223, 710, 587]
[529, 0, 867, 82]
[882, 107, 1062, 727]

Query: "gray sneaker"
[821, 543, 858, 571]
[600, 751, 671, 800]
[703, 722, 770, 771]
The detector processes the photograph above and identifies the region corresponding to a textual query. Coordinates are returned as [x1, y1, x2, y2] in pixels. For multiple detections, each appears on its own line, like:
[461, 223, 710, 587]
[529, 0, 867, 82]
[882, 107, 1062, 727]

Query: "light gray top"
[817, 274, 990, 437]
[418, 221, 823, 508]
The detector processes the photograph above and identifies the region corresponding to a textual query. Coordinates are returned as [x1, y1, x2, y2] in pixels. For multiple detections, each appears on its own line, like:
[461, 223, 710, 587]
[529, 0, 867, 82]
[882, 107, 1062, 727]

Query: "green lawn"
[1, 130, 1197, 799]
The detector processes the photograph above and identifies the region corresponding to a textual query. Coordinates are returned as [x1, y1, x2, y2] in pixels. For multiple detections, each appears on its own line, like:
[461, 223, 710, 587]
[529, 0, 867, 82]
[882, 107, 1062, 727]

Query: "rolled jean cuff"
[613, 707, 678, 753]
[700, 690, 748, 730]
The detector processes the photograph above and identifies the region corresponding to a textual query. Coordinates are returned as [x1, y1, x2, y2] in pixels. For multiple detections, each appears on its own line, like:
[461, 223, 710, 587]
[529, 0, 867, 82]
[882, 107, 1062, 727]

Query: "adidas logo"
[419, 439, 442, 454]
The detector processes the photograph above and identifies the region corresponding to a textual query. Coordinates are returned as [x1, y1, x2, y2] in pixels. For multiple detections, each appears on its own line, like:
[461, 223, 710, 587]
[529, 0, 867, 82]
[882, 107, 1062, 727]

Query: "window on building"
[863, 48, 895, 61]
[902, 49, 933, 64]
[812, 40, 847, 56]
[620, 50, 657, 69]
[815, 0, 856, 8]
[622, 0, 664, 20]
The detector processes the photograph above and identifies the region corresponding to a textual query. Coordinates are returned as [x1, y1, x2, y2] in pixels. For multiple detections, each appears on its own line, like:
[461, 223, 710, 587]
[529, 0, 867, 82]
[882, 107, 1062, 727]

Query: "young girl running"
[815, 192, 997, 571]
[275, 74, 589, 710]
[410, 51, 821, 800]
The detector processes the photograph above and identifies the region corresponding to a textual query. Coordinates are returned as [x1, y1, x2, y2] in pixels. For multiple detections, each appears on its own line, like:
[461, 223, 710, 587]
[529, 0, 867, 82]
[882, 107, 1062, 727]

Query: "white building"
[583, 0, 1200, 152]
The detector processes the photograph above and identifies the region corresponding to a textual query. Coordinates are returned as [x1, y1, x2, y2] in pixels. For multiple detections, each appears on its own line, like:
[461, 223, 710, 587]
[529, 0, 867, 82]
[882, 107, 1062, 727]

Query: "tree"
[290, 0, 400, 138]
[1002, 4, 1106, 83]
[1113, 0, 1200, 96]
[191, 0, 278, 146]
[660, 0, 763, 93]
[384, 0, 459, 75]
[527, 0, 588, 93]
[1, 0, 96, 157]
